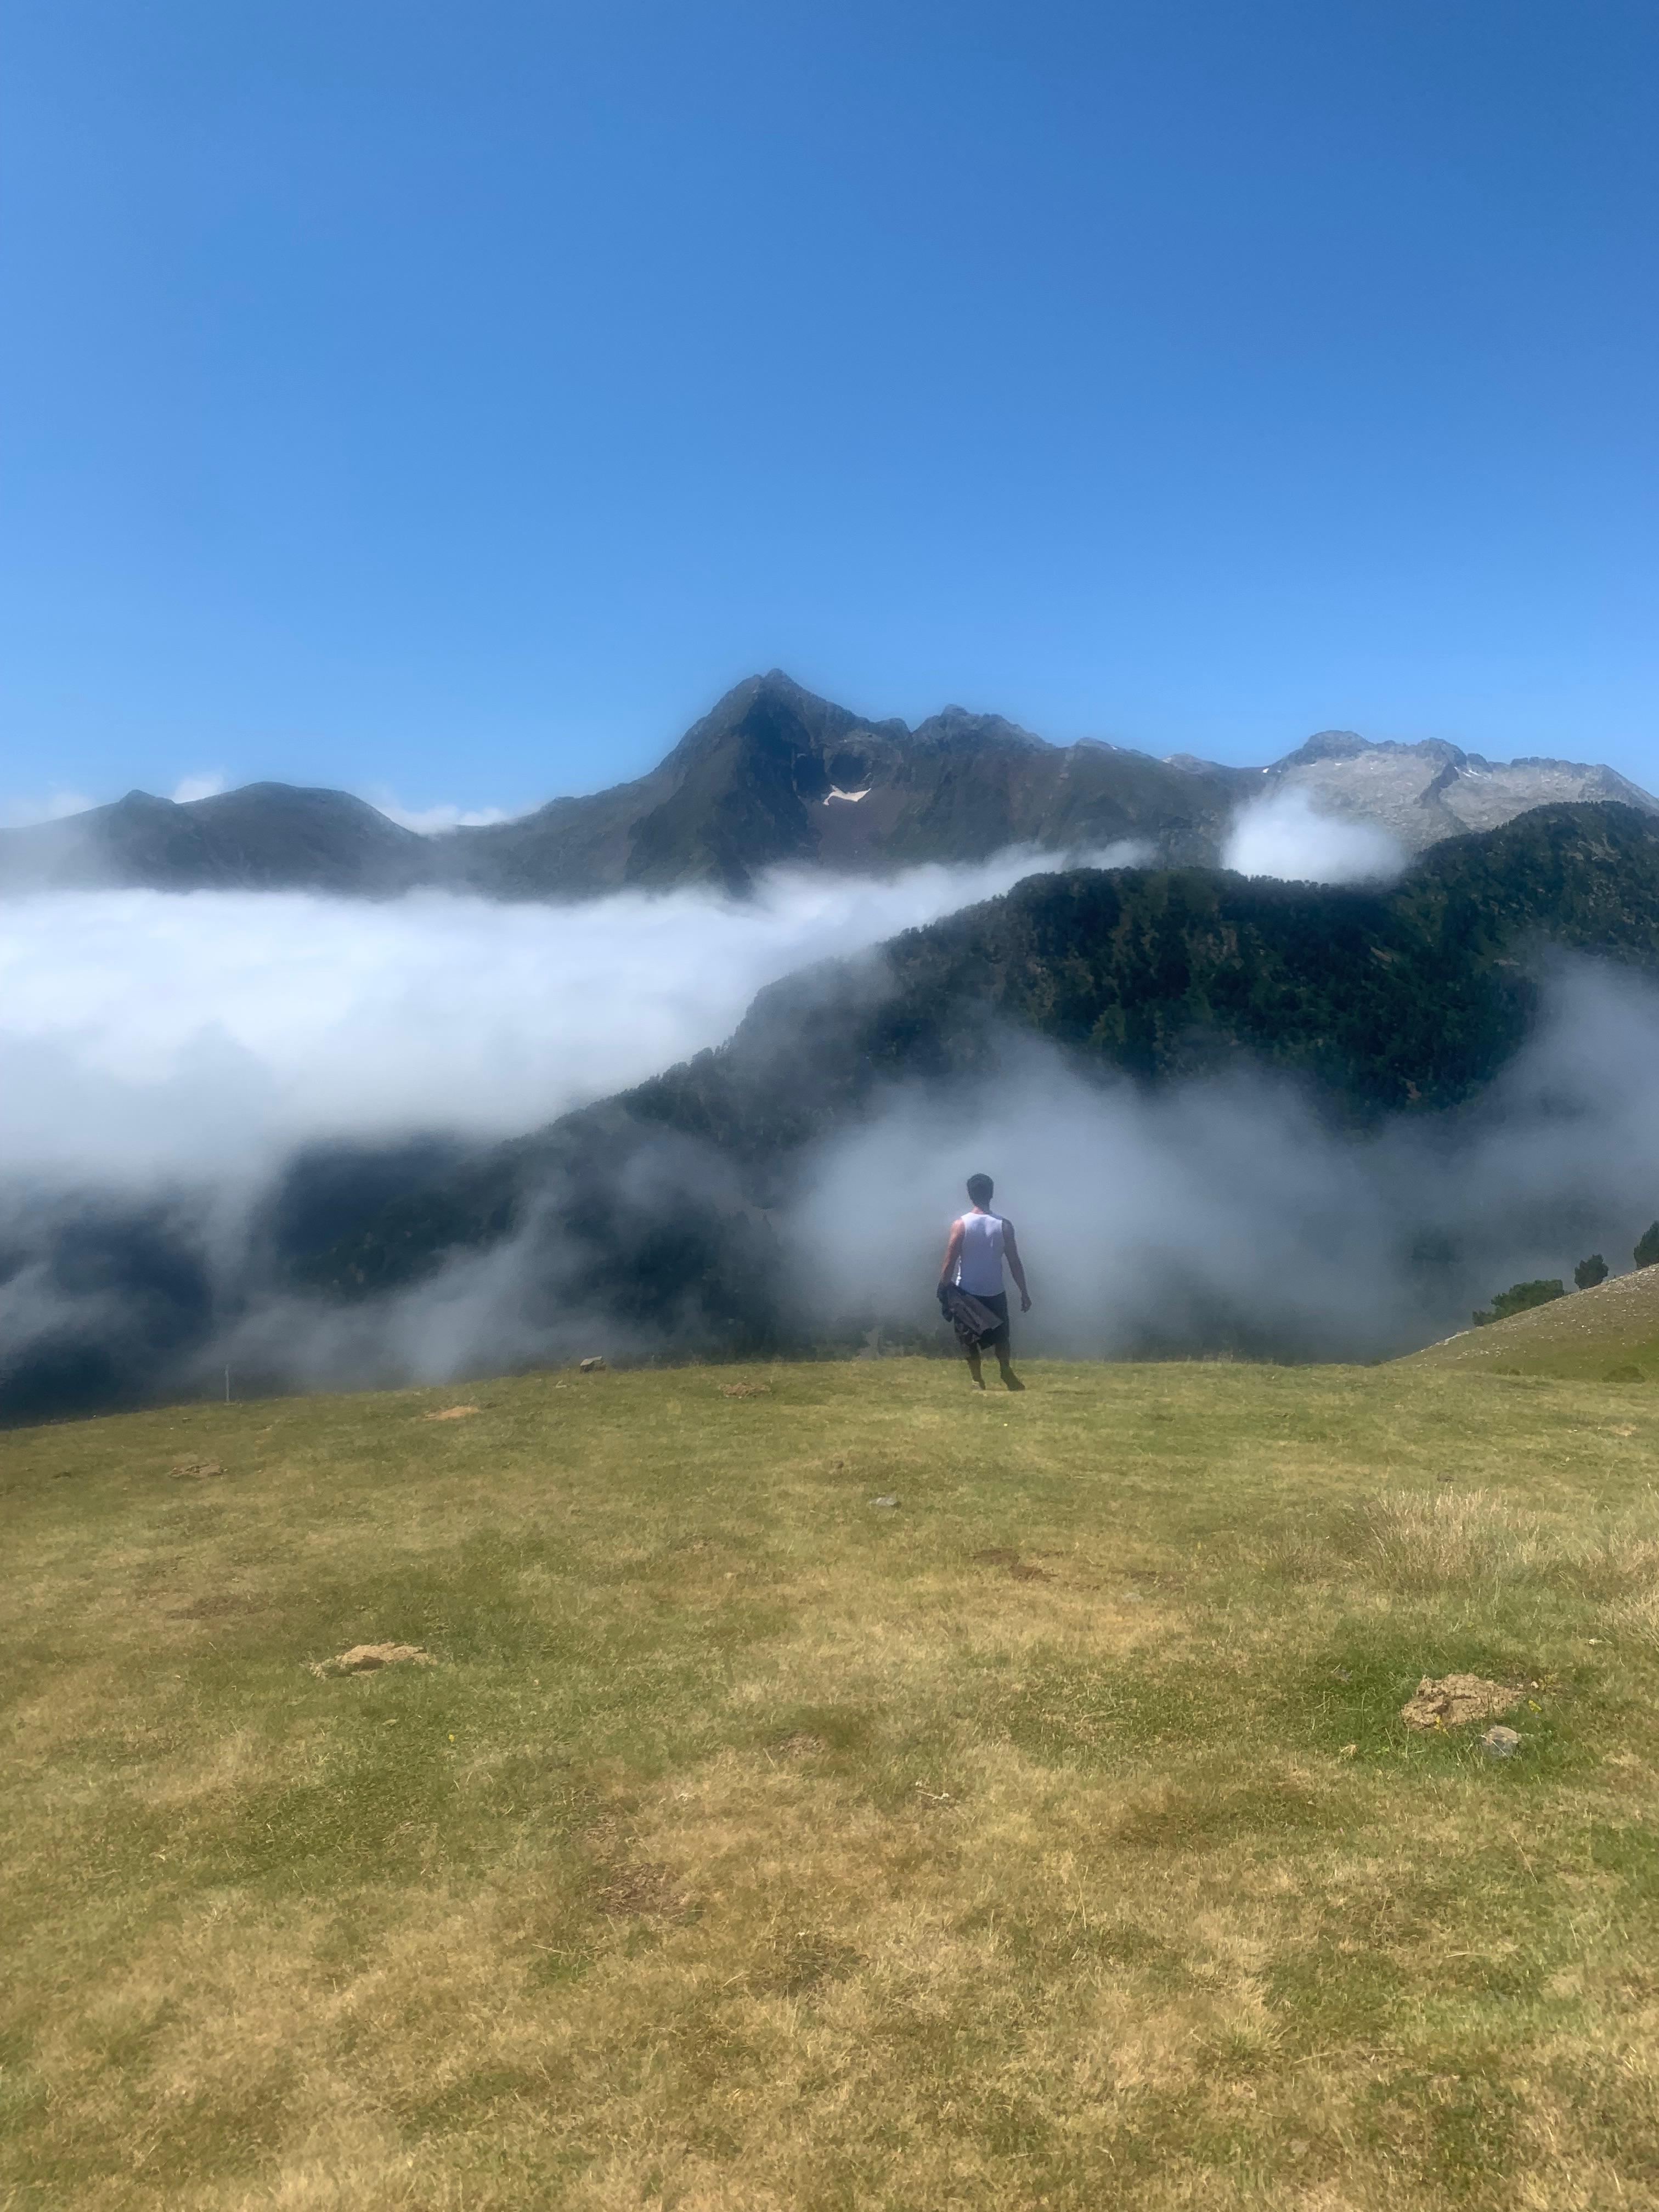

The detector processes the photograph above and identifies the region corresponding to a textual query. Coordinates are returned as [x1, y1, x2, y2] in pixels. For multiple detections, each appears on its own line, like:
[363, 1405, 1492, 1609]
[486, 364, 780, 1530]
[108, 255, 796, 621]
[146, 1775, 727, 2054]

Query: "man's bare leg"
[996, 1344, 1024, 1391]
[966, 1349, 986, 1389]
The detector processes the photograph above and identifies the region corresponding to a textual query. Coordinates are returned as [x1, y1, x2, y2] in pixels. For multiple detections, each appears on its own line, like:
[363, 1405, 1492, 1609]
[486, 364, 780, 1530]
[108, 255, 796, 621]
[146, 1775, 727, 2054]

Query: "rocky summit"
[3, 672, 1652, 899]
[1258, 727, 1656, 855]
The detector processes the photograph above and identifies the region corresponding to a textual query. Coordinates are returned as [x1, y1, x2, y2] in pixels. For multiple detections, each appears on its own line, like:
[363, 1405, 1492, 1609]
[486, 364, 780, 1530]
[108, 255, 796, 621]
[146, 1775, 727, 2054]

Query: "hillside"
[4, 670, 1652, 899]
[5, 1356, 1658, 2210]
[1408, 1263, 1659, 1381]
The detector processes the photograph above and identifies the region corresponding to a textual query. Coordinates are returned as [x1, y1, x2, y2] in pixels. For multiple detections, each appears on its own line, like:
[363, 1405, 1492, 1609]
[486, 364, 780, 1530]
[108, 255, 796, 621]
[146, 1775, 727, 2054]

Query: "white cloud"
[202, 960, 1659, 1392]
[171, 772, 227, 804]
[3, 847, 1658, 1405]
[0, 789, 96, 830]
[1223, 786, 1405, 884]
[787, 966, 1659, 1363]
[368, 793, 522, 833]
[0, 845, 1123, 1180]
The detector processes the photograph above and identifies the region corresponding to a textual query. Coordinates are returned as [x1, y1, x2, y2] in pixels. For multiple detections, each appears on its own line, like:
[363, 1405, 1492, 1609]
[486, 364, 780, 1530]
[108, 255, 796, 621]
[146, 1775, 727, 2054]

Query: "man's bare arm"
[1004, 1221, 1032, 1310]
[938, 1220, 964, 1287]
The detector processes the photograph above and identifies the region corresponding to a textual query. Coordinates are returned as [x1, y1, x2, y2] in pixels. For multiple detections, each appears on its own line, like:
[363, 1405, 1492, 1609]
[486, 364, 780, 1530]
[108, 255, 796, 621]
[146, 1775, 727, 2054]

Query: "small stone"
[579, 1357, 607, 1373]
[313, 1642, 435, 1677]
[776, 1731, 826, 1758]
[1481, 1725, 1522, 1758]
[870, 1494, 899, 1510]
[1400, 1673, 1524, 1731]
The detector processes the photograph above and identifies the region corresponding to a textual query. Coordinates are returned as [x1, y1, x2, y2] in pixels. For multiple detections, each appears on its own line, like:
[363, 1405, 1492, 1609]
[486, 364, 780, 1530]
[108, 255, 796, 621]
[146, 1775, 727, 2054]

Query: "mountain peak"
[6, 682, 1655, 901]
[913, 706, 1051, 753]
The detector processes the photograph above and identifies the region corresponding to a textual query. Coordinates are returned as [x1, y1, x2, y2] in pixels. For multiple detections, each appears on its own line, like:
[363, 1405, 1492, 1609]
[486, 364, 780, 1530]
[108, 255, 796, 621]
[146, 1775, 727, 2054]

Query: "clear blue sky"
[3, 0, 1657, 816]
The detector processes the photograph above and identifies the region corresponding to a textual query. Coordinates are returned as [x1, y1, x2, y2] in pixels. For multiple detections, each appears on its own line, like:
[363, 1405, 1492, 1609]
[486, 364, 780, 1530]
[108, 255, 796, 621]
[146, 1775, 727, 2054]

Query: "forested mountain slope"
[306, 802, 1659, 1312]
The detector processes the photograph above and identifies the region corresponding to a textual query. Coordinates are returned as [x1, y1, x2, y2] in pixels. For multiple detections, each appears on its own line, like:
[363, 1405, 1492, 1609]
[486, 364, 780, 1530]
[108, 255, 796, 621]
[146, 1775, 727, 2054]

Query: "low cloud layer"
[178, 960, 1659, 1403]
[3, 850, 1656, 1418]
[0, 848, 1116, 1182]
[793, 961, 1659, 1361]
[1223, 786, 1406, 884]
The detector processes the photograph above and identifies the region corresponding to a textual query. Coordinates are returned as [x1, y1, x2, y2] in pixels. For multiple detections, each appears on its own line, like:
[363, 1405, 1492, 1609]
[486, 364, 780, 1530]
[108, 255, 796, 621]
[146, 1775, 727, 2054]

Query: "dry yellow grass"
[4, 1356, 1659, 2209]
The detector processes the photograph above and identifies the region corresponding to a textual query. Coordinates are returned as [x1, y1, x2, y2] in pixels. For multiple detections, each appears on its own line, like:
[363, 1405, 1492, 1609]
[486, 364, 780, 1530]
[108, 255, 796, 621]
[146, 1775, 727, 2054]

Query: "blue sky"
[3, 0, 1656, 820]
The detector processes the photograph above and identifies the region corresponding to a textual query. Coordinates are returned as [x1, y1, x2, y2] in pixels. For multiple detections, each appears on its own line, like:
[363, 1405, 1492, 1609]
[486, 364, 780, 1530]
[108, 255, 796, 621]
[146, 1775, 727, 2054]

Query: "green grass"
[4, 1357, 1659, 2209]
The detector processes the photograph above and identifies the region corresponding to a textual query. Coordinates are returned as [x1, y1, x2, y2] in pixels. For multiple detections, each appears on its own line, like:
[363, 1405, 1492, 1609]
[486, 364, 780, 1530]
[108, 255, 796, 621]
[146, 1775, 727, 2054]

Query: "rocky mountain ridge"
[1261, 727, 1654, 852]
[5, 671, 1651, 898]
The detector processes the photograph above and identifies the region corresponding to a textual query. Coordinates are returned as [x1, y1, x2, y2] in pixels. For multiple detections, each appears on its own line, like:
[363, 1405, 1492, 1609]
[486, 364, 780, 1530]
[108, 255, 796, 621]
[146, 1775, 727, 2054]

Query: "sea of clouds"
[0, 845, 1139, 1180]
[3, 803, 1655, 1414]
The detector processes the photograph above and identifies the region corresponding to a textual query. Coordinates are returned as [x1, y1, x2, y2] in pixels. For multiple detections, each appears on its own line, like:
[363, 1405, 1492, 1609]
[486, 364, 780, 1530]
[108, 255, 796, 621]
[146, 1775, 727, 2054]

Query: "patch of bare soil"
[421, 1405, 479, 1422]
[1400, 1673, 1525, 1731]
[170, 1455, 229, 1480]
[593, 1861, 686, 1918]
[721, 1381, 770, 1399]
[972, 1547, 1052, 1582]
[311, 1643, 436, 1677]
[775, 1731, 827, 1758]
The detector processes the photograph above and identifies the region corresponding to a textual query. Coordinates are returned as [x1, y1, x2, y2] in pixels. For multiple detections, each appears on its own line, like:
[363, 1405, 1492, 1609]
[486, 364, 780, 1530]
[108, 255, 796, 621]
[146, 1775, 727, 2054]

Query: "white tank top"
[955, 1210, 1006, 1296]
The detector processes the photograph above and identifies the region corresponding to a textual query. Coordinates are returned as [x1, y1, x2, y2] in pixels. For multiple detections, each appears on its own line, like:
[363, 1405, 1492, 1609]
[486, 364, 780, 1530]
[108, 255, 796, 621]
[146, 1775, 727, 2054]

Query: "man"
[938, 1173, 1030, 1391]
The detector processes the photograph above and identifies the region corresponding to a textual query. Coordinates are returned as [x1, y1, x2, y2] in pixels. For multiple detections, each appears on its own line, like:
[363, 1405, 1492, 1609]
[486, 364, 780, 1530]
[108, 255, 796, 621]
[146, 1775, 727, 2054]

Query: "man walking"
[938, 1173, 1031, 1391]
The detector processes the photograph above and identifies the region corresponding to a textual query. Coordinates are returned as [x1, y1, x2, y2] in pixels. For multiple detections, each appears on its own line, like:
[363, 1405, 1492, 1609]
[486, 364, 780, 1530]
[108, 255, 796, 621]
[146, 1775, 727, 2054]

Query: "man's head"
[966, 1173, 994, 1209]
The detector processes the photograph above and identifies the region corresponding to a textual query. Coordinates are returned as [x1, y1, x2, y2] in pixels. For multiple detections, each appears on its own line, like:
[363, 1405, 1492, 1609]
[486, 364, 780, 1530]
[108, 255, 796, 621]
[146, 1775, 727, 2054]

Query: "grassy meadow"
[4, 1355, 1659, 2210]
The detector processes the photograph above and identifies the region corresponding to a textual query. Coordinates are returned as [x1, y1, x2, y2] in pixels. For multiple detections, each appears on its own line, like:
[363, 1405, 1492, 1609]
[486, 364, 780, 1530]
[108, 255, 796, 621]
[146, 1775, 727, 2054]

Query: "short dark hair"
[966, 1173, 994, 1206]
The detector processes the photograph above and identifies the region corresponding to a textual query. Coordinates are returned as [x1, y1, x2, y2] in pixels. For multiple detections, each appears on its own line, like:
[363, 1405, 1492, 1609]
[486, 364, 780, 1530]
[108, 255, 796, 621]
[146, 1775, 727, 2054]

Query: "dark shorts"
[968, 1290, 1009, 1350]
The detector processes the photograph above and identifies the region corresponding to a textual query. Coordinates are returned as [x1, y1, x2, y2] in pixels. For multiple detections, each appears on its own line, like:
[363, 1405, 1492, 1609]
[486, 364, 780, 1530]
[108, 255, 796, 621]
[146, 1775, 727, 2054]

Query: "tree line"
[1473, 1221, 1659, 1327]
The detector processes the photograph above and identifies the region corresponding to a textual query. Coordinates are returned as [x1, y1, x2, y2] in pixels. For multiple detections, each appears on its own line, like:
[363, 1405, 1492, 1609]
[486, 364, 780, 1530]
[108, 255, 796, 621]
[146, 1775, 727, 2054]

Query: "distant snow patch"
[1223, 787, 1404, 885]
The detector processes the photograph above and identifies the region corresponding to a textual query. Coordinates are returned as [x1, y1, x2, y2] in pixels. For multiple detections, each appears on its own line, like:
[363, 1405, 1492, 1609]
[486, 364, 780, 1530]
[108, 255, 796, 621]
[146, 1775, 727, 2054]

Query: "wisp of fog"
[793, 962, 1659, 1362]
[1223, 786, 1405, 884]
[192, 961, 1659, 1401]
